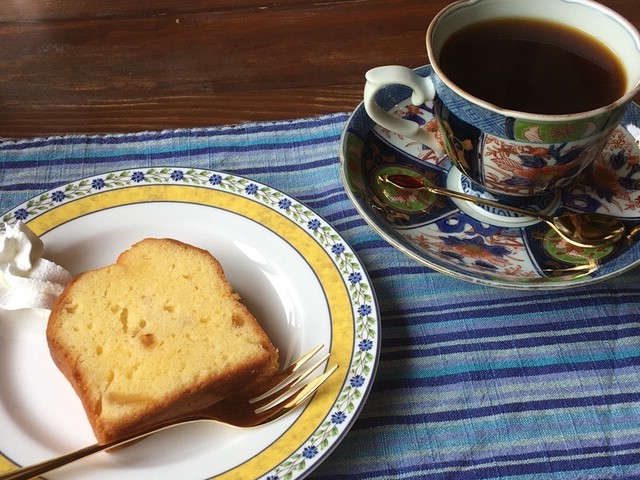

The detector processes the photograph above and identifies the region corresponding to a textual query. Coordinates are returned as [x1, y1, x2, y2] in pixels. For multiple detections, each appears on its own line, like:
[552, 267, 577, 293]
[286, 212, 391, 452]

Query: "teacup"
[364, 0, 640, 201]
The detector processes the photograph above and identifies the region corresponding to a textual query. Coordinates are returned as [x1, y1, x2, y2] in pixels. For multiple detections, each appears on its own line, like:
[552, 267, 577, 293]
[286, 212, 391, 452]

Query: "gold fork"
[0, 344, 338, 480]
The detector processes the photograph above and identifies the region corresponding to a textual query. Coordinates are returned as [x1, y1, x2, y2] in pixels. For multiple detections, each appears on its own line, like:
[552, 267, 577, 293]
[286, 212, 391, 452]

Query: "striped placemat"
[2, 113, 640, 479]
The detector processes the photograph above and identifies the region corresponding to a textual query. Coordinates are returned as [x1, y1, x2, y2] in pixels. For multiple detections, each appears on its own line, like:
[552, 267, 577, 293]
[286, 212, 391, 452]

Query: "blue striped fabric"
[2, 113, 640, 479]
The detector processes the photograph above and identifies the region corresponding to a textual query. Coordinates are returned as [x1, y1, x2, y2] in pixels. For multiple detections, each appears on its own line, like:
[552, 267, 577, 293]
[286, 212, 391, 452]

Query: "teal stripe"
[385, 323, 640, 350]
[379, 348, 640, 379]
[389, 337, 640, 367]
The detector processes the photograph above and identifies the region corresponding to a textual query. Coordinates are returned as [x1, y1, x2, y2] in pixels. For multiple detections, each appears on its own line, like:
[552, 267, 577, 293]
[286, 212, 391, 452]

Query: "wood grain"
[0, 0, 637, 138]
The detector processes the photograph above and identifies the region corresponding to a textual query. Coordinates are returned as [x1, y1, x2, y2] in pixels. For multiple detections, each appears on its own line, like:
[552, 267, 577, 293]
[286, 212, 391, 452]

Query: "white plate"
[0, 167, 380, 479]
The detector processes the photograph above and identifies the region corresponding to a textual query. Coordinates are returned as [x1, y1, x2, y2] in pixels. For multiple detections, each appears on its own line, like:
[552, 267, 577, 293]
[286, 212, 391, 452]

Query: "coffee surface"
[439, 18, 626, 114]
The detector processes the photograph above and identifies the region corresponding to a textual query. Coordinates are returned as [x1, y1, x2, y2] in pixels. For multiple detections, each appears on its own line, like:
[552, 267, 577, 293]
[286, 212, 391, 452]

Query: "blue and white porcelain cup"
[364, 0, 640, 199]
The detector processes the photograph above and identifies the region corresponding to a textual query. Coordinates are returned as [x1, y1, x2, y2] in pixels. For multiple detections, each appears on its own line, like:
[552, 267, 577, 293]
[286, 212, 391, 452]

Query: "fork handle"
[0, 421, 188, 480]
[0, 442, 113, 480]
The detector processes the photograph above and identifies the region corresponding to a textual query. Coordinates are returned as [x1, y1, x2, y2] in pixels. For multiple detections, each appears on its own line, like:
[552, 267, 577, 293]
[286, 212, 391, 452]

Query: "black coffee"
[439, 18, 626, 114]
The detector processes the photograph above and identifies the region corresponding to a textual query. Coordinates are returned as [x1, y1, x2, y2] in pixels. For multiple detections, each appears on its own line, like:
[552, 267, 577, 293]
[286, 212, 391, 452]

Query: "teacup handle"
[364, 65, 444, 157]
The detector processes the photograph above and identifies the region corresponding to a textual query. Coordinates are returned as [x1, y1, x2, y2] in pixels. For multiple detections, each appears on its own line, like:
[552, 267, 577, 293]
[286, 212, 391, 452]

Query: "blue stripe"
[0, 136, 342, 167]
[374, 353, 640, 387]
[380, 328, 640, 359]
[314, 445, 640, 480]
[356, 392, 640, 426]
[375, 291, 640, 325]
[382, 315, 640, 347]
[313, 447, 640, 480]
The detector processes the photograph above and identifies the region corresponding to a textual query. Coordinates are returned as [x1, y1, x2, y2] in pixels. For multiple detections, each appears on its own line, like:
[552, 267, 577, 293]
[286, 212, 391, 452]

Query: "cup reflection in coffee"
[364, 0, 640, 199]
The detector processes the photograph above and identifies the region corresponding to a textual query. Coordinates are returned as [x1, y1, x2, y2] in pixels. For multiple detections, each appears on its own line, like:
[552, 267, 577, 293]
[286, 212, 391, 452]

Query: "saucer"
[340, 65, 640, 289]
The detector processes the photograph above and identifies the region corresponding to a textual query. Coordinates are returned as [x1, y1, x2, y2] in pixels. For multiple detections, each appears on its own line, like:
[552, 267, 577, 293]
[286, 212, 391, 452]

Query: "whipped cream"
[0, 222, 72, 311]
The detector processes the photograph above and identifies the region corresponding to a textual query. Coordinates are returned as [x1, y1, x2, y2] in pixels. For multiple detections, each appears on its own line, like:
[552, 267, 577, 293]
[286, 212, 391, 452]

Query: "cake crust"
[47, 238, 279, 443]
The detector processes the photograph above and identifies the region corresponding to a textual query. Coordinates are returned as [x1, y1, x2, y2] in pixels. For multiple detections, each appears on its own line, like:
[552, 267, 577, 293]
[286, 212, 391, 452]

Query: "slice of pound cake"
[47, 238, 279, 443]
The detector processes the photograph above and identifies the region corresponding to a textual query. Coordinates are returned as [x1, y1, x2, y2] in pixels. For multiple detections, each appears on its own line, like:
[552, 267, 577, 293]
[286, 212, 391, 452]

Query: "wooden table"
[0, 0, 638, 138]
